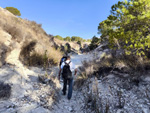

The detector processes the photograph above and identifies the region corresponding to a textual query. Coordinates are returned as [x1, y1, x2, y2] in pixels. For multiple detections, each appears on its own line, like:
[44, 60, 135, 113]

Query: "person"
[58, 55, 67, 80]
[58, 56, 77, 100]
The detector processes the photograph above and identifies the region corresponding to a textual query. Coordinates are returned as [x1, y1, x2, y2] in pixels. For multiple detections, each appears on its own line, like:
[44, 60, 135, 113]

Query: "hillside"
[2, 3, 150, 112]
[0, 7, 62, 67]
[51, 37, 90, 54]
[0, 7, 63, 112]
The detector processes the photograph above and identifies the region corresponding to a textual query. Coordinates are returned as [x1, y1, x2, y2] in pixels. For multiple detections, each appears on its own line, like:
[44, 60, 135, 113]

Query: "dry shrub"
[20, 41, 37, 65]
[0, 43, 11, 67]
[20, 41, 62, 67]
[30, 21, 46, 35]
[3, 24, 24, 42]
[28, 52, 45, 66]
[46, 47, 63, 66]
[0, 82, 11, 99]
[74, 72, 87, 89]
[75, 61, 95, 89]
[94, 54, 150, 77]
[29, 50, 62, 67]
[75, 53, 150, 87]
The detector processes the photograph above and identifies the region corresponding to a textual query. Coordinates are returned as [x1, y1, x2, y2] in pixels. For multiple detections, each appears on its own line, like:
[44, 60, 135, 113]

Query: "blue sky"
[0, 0, 122, 39]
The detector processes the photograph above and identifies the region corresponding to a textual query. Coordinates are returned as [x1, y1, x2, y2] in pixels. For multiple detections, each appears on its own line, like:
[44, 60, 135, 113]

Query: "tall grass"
[20, 41, 62, 67]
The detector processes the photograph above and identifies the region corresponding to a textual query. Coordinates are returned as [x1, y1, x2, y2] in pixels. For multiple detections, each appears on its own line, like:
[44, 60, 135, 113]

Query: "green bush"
[54, 35, 64, 40]
[64, 43, 71, 53]
[89, 36, 100, 50]
[5, 7, 21, 16]
[98, 0, 150, 56]
[71, 36, 83, 42]
[77, 40, 81, 46]
[64, 36, 71, 41]
[87, 39, 92, 42]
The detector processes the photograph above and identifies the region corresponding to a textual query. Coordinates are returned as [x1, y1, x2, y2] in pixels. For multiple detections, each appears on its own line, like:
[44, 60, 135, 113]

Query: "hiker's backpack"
[59, 57, 67, 67]
[62, 61, 72, 79]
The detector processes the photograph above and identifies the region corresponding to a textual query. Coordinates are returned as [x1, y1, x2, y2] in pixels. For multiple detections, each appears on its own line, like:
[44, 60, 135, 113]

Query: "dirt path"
[51, 54, 92, 113]
[0, 54, 91, 113]
[51, 82, 85, 113]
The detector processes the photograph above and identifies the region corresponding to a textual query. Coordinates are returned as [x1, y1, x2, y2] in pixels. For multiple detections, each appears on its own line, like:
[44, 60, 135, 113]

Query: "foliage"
[98, 0, 150, 56]
[89, 36, 100, 50]
[77, 40, 81, 46]
[71, 36, 83, 42]
[64, 43, 71, 53]
[54, 35, 91, 43]
[64, 36, 71, 41]
[20, 41, 62, 67]
[5, 7, 21, 16]
[87, 39, 92, 42]
[54, 35, 64, 40]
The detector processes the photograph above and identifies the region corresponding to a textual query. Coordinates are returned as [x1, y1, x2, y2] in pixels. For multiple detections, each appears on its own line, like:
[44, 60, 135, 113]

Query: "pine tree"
[98, 0, 150, 56]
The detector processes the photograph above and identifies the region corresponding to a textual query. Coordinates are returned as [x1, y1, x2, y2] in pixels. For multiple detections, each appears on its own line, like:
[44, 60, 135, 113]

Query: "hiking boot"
[68, 97, 71, 100]
[62, 91, 66, 95]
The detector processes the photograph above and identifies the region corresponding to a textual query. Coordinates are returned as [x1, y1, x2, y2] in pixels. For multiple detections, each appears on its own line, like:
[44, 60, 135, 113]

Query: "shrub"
[20, 41, 62, 67]
[64, 36, 71, 41]
[71, 36, 83, 42]
[30, 21, 45, 34]
[89, 36, 100, 50]
[87, 39, 92, 42]
[4, 25, 24, 42]
[5, 7, 21, 16]
[0, 82, 11, 99]
[76, 53, 150, 87]
[98, 0, 150, 56]
[65, 43, 71, 53]
[77, 40, 81, 46]
[54, 35, 64, 40]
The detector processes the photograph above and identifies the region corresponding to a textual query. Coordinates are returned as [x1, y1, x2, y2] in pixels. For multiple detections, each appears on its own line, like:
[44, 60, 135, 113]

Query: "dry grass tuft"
[75, 53, 150, 87]
[3, 25, 24, 42]
[20, 41, 62, 67]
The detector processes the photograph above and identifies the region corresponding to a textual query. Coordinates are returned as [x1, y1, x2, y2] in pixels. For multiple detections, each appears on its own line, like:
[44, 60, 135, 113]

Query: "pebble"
[142, 108, 149, 113]
[41, 95, 45, 98]
[68, 106, 73, 112]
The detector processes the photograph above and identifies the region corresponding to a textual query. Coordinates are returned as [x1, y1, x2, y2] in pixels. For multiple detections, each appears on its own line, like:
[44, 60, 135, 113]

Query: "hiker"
[58, 55, 67, 80]
[58, 56, 77, 100]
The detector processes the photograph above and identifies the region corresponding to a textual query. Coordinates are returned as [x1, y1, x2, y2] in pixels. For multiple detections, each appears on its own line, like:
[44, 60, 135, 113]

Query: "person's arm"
[58, 67, 61, 80]
[58, 62, 64, 80]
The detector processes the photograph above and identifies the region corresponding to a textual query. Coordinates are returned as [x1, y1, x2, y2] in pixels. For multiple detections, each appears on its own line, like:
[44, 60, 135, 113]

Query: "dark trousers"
[62, 77, 73, 99]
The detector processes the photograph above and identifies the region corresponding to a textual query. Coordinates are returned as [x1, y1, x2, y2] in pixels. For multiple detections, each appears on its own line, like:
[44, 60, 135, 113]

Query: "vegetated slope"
[0, 7, 62, 67]
[0, 7, 64, 112]
[52, 37, 90, 54]
[74, 44, 150, 113]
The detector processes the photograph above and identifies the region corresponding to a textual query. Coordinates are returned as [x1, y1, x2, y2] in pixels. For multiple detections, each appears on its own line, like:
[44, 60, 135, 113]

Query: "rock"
[142, 108, 149, 113]
[32, 107, 50, 113]
[1, 108, 17, 113]
[141, 76, 150, 82]
[116, 109, 125, 113]
[17, 103, 38, 113]
[45, 79, 50, 83]
[41, 95, 45, 98]
[68, 106, 73, 112]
